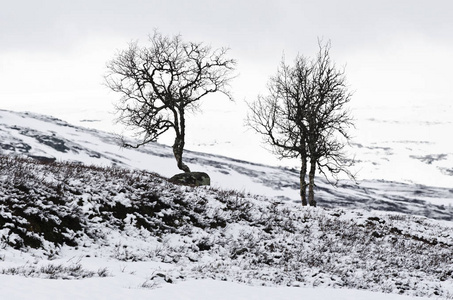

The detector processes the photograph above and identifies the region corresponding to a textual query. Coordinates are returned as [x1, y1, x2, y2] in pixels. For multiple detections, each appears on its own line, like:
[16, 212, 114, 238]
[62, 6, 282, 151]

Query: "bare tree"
[247, 41, 354, 206]
[304, 42, 355, 205]
[247, 60, 311, 205]
[105, 31, 236, 172]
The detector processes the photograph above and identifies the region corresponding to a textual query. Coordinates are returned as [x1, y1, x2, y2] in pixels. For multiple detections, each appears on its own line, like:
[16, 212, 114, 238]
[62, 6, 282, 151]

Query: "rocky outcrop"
[169, 172, 210, 186]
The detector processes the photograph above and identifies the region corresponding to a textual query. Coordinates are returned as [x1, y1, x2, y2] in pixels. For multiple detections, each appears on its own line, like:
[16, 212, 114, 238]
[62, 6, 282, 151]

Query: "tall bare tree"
[304, 42, 355, 205]
[247, 41, 354, 206]
[105, 31, 236, 172]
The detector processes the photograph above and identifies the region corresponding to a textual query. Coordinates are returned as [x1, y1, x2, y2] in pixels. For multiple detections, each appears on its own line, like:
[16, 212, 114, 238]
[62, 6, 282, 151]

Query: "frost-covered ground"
[0, 109, 452, 299]
[1, 156, 453, 299]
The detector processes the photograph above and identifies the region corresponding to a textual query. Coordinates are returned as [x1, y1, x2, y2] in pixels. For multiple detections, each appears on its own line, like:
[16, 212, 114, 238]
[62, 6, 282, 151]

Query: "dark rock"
[169, 172, 210, 186]
[0, 142, 32, 153]
[35, 135, 70, 153]
[28, 155, 56, 164]
[0, 143, 15, 151]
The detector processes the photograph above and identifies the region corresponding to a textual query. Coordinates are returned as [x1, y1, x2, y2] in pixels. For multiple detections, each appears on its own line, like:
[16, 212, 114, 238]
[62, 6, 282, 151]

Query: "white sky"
[1, 0, 452, 167]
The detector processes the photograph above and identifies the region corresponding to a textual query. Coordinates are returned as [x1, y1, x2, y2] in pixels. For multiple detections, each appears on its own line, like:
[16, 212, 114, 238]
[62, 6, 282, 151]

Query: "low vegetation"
[1, 154, 453, 298]
[1, 263, 109, 280]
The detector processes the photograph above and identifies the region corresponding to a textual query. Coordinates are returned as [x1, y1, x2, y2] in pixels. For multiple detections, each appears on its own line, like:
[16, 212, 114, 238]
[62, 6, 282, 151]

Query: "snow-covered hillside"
[1, 154, 453, 299]
[1, 109, 453, 299]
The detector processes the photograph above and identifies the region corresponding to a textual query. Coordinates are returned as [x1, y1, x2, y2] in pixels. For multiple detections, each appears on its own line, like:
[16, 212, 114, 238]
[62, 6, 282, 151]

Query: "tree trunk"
[173, 135, 190, 173]
[300, 157, 308, 206]
[308, 159, 317, 207]
[171, 107, 190, 173]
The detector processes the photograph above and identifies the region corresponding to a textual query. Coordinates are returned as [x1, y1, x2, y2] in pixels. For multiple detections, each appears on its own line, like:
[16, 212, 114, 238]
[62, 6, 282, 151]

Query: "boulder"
[169, 172, 210, 186]
[28, 155, 56, 164]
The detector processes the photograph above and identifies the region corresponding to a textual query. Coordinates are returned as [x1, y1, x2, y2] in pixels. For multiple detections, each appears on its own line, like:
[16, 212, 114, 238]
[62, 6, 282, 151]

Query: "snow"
[0, 275, 434, 300]
[348, 104, 453, 188]
[0, 109, 452, 299]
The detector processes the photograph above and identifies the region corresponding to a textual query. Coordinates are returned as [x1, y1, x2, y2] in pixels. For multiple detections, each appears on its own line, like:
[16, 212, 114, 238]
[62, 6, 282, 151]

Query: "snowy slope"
[0, 109, 452, 220]
[1, 155, 453, 299]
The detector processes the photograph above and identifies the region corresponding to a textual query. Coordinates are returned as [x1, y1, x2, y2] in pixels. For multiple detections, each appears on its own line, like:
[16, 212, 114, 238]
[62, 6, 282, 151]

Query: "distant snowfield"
[349, 104, 453, 188]
[3, 90, 453, 188]
[60, 101, 453, 189]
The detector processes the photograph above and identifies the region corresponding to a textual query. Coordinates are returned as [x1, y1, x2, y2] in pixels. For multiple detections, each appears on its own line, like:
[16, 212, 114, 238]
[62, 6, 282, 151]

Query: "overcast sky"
[1, 0, 452, 156]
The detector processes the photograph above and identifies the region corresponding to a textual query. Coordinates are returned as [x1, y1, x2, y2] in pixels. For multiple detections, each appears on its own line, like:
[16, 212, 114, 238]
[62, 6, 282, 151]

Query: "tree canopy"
[105, 31, 236, 172]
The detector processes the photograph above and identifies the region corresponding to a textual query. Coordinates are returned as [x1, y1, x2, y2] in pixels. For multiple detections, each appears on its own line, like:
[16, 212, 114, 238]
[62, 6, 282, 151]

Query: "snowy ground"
[0, 275, 435, 300]
[0, 109, 452, 299]
[1, 157, 452, 299]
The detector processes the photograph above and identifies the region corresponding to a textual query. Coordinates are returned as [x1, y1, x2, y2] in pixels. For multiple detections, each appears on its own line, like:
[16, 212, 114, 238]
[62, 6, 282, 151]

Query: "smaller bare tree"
[247, 41, 354, 206]
[247, 60, 311, 205]
[105, 31, 236, 172]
